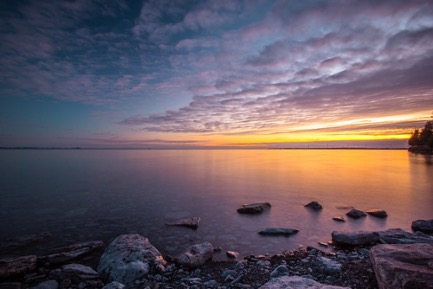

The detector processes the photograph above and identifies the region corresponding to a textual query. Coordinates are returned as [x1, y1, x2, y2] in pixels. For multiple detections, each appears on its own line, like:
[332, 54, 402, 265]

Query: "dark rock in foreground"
[0, 255, 37, 279]
[412, 219, 433, 234]
[165, 216, 200, 229]
[97, 234, 166, 284]
[366, 209, 388, 218]
[237, 202, 271, 214]
[39, 240, 104, 265]
[258, 228, 299, 236]
[175, 242, 213, 268]
[332, 231, 380, 246]
[304, 201, 323, 210]
[370, 243, 433, 289]
[346, 209, 367, 219]
[259, 276, 350, 289]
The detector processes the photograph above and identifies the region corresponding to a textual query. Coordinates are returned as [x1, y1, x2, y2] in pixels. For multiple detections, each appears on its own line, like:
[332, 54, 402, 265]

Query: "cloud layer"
[1, 0, 432, 145]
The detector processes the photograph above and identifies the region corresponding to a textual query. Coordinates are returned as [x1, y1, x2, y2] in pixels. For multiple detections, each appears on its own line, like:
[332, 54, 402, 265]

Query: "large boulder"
[259, 276, 350, 289]
[332, 231, 379, 246]
[97, 234, 166, 284]
[165, 216, 200, 229]
[237, 202, 271, 214]
[0, 255, 37, 279]
[370, 243, 433, 289]
[175, 242, 213, 268]
[412, 219, 433, 234]
[377, 228, 433, 244]
[258, 228, 299, 236]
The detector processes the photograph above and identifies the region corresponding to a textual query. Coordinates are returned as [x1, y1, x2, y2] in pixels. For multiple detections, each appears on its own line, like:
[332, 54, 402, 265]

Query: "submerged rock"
[237, 202, 271, 214]
[165, 216, 200, 229]
[346, 208, 367, 219]
[175, 242, 213, 268]
[259, 276, 350, 289]
[258, 228, 299, 236]
[366, 209, 388, 218]
[332, 231, 379, 246]
[412, 219, 433, 234]
[97, 234, 166, 284]
[304, 201, 323, 210]
[370, 243, 433, 289]
[0, 255, 37, 279]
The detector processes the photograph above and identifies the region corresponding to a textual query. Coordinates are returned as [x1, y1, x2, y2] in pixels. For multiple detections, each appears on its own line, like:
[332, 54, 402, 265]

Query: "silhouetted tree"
[408, 129, 420, 146]
[409, 115, 433, 149]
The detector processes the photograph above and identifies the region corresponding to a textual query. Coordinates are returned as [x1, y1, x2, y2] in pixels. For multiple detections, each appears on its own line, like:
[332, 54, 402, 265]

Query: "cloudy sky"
[1, 0, 432, 148]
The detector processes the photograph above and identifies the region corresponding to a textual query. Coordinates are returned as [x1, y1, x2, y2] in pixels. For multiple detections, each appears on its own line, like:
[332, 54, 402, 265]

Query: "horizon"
[1, 1, 432, 147]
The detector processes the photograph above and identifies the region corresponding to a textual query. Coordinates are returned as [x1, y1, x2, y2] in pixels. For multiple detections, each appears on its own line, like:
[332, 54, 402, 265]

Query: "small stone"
[101, 281, 124, 289]
[346, 209, 367, 219]
[175, 242, 213, 268]
[237, 202, 271, 214]
[221, 269, 237, 280]
[226, 251, 239, 258]
[270, 265, 289, 277]
[304, 201, 323, 210]
[258, 228, 299, 236]
[332, 216, 346, 222]
[166, 217, 200, 229]
[366, 209, 388, 218]
[29, 280, 58, 289]
[318, 242, 328, 247]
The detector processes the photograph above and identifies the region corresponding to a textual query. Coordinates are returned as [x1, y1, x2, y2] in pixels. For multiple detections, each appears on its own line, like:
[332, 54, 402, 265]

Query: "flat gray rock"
[166, 216, 200, 229]
[237, 202, 271, 214]
[258, 228, 299, 236]
[332, 230, 379, 246]
[97, 234, 166, 284]
[175, 242, 213, 268]
[370, 243, 433, 289]
[377, 228, 433, 244]
[0, 255, 37, 279]
[62, 263, 98, 276]
[259, 276, 350, 289]
[39, 240, 104, 265]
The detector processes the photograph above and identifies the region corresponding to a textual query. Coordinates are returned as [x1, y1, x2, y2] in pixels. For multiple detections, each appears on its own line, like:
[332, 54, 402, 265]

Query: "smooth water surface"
[1, 149, 432, 259]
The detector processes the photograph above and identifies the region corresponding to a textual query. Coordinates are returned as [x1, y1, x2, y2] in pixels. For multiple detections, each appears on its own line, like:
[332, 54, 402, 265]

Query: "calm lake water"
[0, 149, 432, 260]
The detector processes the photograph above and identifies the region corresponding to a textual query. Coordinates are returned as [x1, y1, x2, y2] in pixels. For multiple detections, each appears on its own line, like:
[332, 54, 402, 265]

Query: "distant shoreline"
[0, 147, 409, 150]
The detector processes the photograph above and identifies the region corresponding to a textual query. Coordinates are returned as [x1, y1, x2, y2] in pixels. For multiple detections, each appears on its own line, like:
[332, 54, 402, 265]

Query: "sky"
[1, 0, 432, 148]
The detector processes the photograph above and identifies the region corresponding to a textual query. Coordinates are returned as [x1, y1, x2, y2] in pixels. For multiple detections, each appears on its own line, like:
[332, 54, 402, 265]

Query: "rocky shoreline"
[1, 203, 433, 289]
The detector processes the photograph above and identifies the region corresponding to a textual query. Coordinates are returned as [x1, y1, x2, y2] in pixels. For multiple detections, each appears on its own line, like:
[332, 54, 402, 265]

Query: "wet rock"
[39, 241, 104, 265]
[346, 209, 367, 219]
[332, 231, 379, 246]
[269, 265, 288, 277]
[317, 257, 341, 273]
[412, 219, 433, 234]
[259, 276, 350, 289]
[304, 201, 323, 211]
[0, 255, 37, 279]
[226, 251, 239, 258]
[366, 209, 388, 218]
[175, 242, 213, 268]
[97, 234, 166, 284]
[377, 228, 433, 244]
[258, 228, 299, 237]
[332, 216, 345, 222]
[237, 202, 271, 214]
[370, 243, 433, 289]
[62, 263, 98, 276]
[166, 217, 200, 229]
[221, 269, 237, 281]
[101, 281, 125, 289]
[29, 280, 58, 289]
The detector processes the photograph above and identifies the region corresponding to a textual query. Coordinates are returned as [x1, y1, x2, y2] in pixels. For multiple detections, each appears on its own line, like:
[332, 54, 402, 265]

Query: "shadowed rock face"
[237, 202, 271, 214]
[97, 234, 166, 284]
[412, 219, 433, 234]
[366, 209, 388, 218]
[370, 243, 433, 289]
